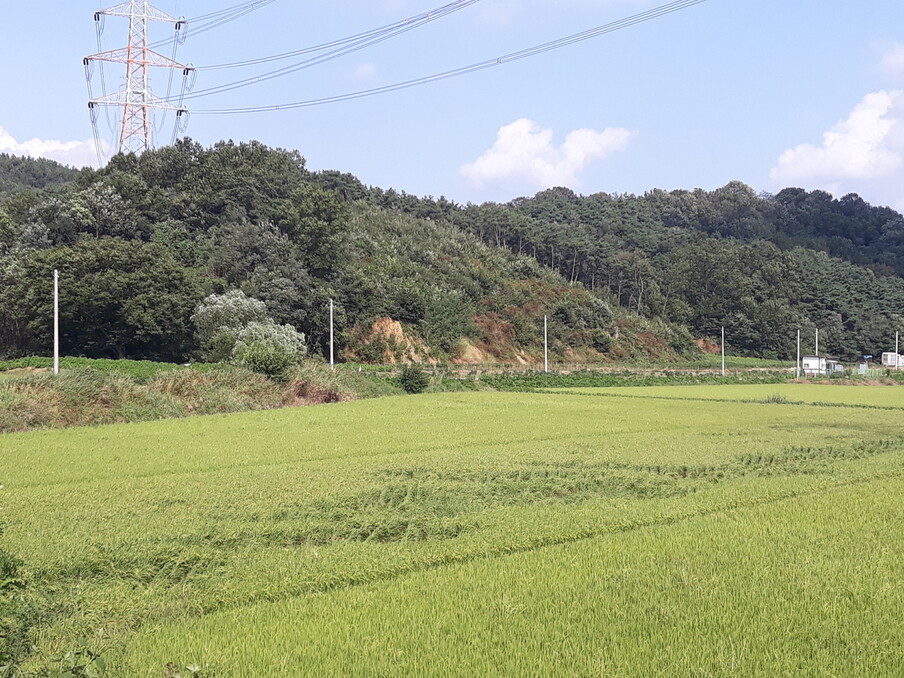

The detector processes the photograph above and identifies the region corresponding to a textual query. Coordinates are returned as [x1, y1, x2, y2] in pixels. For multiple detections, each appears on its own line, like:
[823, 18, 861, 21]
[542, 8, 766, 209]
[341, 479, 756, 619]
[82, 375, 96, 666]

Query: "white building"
[802, 355, 826, 376]
[802, 356, 844, 376]
[881, 352, 901, 367]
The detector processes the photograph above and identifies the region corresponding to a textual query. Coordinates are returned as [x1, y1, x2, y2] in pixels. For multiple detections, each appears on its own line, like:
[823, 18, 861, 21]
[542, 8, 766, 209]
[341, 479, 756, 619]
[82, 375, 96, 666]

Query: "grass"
[669, 353, 794, 369]
[2, 388, 903, 675]
[0, 356, 188, 380]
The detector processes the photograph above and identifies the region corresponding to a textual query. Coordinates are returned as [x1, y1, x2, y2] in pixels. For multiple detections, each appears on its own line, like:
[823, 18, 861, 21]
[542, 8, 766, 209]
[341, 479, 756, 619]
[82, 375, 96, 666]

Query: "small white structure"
[802, 355, 826, 376]
[802, 356, 844, 376]
[881, 352, 901, 367]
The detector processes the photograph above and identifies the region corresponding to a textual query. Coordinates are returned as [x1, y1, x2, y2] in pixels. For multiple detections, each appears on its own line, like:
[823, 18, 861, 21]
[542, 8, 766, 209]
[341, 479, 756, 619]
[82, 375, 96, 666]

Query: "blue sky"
[1, 0, 902, 210]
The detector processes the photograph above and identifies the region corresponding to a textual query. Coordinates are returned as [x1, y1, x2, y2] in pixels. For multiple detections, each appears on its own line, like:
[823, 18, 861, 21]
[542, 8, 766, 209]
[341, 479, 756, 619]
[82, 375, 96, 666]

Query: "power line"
[189, 0, 708, 115]
[147, 0, 278, 50]
[196, 0, 480, 72]
[178, 0, 480, 101]
[188, 0, 275, 24]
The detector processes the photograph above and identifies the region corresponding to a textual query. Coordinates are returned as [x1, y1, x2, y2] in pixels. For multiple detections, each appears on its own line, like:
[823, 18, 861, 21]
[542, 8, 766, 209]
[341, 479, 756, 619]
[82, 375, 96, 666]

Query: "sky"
[1, 0, 903, 212]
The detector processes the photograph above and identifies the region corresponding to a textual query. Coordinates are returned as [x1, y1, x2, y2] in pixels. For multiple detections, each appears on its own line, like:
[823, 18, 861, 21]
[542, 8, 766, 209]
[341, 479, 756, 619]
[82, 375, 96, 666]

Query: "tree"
[192, 289, 270, 361]
[279, 184, 350, 277]
[0, 238, 200, 360]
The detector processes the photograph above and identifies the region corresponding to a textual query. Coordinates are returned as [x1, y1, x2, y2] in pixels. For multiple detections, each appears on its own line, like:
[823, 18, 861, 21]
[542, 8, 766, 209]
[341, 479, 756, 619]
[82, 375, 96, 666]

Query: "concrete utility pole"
[544, 315, 549, 374]
[897, 331, 900, 371]
[85, 1, 193, 155]
[53, 270, 60, 375]
[815, 328, 819, 357]
[329, 299, 335, 368]
[721, 326, 726, 377]
[796, 329, 801, 379]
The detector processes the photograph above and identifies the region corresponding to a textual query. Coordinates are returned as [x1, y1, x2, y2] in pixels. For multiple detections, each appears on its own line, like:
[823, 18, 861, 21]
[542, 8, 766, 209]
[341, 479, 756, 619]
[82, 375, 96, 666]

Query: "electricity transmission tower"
[85, 1, 192, 156]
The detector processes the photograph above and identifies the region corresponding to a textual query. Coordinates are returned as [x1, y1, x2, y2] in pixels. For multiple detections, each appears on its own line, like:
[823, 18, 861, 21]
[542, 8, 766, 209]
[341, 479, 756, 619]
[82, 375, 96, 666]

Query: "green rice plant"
[2, 391, 902, 675]
[482, 369, 790, 392]
[545, 383, 904, 409]
[124, 477, 904, 677]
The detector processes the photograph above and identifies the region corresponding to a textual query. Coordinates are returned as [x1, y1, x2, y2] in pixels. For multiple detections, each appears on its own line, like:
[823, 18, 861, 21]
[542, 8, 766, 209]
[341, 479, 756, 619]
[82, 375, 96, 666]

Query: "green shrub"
[231, 322, 307, 377]
[398, 365, 430, 394]
[233, 340, 297, 378]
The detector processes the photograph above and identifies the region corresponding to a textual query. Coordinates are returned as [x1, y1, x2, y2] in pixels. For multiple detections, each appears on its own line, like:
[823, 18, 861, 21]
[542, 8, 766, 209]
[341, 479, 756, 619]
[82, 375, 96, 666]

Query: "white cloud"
[883, 43, 904, 78]
[461, 118, 634, 190]
[0, 126, 101, 168]
[770, 90, 904, 184]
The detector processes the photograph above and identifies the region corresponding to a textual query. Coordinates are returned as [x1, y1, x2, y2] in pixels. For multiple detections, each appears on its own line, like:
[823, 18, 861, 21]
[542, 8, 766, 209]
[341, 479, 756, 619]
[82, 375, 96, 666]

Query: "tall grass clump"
[284, 362, 402, 404]
[398, 365, 430, 394]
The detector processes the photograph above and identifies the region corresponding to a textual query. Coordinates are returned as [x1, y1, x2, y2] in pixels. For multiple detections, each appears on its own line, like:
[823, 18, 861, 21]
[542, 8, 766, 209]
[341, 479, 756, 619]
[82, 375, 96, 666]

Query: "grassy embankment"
[0, 358, 402, 433]
[1, 385, 902, 675]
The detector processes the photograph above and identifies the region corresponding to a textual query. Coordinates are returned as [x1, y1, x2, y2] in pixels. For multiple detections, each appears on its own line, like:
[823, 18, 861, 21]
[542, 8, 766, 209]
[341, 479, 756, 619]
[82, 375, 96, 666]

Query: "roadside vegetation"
[0, 359, 401, 433]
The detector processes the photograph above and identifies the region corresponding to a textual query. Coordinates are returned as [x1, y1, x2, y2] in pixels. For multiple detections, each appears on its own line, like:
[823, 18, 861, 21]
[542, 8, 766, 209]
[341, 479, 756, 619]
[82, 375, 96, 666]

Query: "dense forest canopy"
[358, 181, 904, 359]
[0, 141, 901, 363]
[0, 153, 80, 200]
[0, 141, 691, 364]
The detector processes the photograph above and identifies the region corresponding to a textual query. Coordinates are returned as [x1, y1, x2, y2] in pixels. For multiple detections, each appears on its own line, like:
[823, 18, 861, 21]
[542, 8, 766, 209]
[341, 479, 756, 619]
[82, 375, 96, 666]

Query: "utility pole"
[85, 1, 192, 155]
[329, 299, 335, 368]
[796, 329, 801, 379]
[53, 270, 60, 375]
[721, 326, 726, 377]
[896, 331, 900, 371]
[544, 315, 549, 374]
[815, 328, 819, 357]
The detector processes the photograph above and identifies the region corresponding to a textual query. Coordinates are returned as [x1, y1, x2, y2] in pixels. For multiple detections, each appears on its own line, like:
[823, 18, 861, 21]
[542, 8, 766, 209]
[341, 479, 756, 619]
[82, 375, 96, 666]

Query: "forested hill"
[0, 143, 692, 365]
[341, 181, 904, 360]
[1, 143, 901, 363]
[0, 154, 79, 199]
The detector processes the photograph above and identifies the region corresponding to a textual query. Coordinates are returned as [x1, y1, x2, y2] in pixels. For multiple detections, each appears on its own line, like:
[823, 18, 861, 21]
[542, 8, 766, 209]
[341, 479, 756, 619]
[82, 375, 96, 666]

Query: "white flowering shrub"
[192, 290, 270, 362]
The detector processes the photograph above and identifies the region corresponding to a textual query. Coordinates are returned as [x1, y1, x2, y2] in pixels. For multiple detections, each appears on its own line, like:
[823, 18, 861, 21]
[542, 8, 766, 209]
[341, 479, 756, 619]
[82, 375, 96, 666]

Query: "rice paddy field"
[2, 383, 903, 676]
[544, 382, 904, 408]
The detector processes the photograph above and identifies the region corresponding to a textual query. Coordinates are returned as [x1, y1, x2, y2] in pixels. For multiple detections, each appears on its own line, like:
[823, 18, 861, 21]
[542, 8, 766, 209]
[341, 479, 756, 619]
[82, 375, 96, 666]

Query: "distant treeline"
[0, 141, 692, 364]
[1, 141, 902, 363]
[317, 174, 904, 359]
[0, 153, 79, 200]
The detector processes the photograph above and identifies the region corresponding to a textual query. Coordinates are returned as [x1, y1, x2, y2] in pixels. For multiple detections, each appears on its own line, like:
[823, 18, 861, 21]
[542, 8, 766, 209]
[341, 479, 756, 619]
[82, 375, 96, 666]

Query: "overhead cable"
[178, 0, 480, 100]
[196, 0, 480, 71]
[189, 0, 707, 115]
[148, 0, 278, 50]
